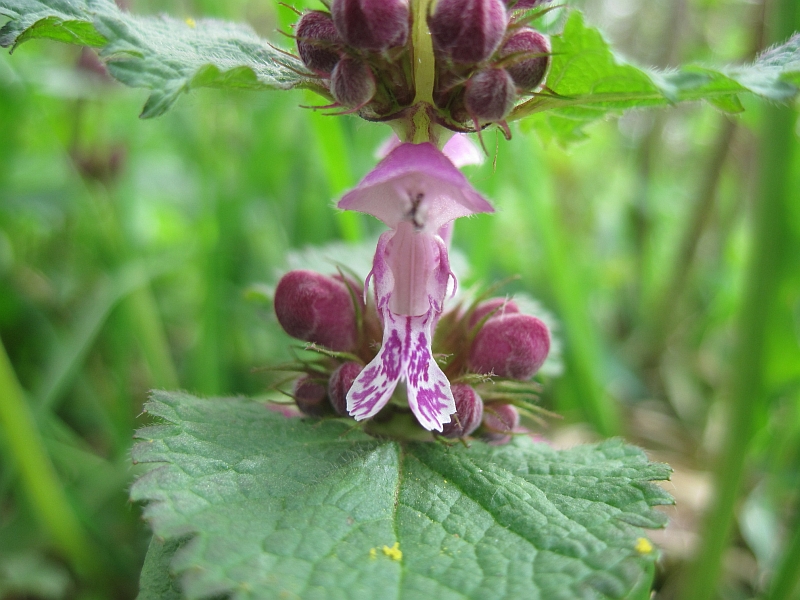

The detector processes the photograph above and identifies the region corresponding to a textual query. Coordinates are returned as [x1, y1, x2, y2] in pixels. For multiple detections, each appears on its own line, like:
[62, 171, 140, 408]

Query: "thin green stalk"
[193, 213, 224, 396]
[629, 0, 686, 317]
[641, 118, 737, 365]
[68, 97, 180, 393]
[87, 183, 180, 393]
[305, 92, 364, 242]
[515, 137, 620, 436]
[769, 511, 800, 600]
[123, 286, 180, 389]
[34, 259, 179, 414]
[682, 1, 798, 595]
[0, 337, 96, 578]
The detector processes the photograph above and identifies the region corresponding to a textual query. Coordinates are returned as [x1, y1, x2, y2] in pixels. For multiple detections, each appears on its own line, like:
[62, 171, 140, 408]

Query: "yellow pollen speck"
[635, 537, 653, 554]
[382, 542, 402, 561]
[185, 17, 196, 28]
[369, 548, 377, 559]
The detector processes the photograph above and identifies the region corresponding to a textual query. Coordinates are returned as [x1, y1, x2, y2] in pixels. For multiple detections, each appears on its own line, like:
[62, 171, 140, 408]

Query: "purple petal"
[405, 313, 456, 431]
[347, 312, 404, 420]
[377, 134, 483, 168]
[369, 230, 395, 322]
[346, 311, 456, 431]
[372, 225, 454, 320]
[338, 142, 494, 232]
[442, 134, 484, 168]
[385, 222, 443, 316]
[375, 134, 402, 159]
[437, 222, 454, 247]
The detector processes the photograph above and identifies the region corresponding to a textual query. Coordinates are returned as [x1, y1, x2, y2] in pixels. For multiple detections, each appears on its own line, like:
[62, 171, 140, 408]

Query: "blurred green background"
[1, 0, 799, 598]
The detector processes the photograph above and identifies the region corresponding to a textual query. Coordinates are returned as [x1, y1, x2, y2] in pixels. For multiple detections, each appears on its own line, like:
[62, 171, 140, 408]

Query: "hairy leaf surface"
[0, 0, 310, 116]
[512, 12, 800, 144]
[132, 391, 672, 599]
[0, 0, 103, 47]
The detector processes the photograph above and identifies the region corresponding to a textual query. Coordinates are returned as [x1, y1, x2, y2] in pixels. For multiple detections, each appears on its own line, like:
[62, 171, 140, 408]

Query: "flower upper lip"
[337, 141, 494, 233]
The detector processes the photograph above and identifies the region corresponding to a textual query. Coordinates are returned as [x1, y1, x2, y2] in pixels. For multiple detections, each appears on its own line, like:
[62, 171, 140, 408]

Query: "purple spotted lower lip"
[347, 312, 455, 432]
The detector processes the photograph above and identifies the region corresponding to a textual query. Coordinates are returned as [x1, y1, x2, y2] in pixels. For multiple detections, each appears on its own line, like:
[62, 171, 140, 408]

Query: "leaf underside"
[132, 391, 673, 600]
[0, 0, 310, 117]
[511, 12, 800, 144]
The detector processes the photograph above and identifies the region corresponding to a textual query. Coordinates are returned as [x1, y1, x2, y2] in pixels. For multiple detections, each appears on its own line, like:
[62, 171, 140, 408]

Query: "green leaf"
[512, 12, 800, 144]
[132, 391, 673, 599]
[0, 0, 310, 117]
[90, 1, 309, 118]
[137, 537, 184, 600]
[0, 0, 104, 48]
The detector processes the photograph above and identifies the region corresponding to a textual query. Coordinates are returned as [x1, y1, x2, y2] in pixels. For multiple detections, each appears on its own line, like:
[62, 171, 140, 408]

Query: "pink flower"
[337, 142, 493, 430]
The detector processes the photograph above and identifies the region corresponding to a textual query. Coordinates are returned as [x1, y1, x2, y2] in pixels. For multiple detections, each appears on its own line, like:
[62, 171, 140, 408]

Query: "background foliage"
[0, 0, 798, 598]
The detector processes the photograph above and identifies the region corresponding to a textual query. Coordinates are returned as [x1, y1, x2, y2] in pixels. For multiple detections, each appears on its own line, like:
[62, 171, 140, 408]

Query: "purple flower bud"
[430, 0, 507, 64]
[293, 375, 332, 417]
[274, 270, 358, 351]
[469, 313, 550, 379]
[296, 11, 342, 76]
[481, 403, 519, 444]
[441, 384, 484, 438]
[464, 68, 516, 122]
[467, 297, 520, 329]
[331, 56, 377, 108]
[328, 361, 363, 417]
[499, 28, 550, 90]
[331, 0, 409, 51]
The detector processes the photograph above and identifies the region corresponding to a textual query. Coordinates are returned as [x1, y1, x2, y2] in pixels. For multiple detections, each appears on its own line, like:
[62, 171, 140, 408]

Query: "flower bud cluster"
[294, 0, 413, 119]
[273, 268, 550, 444]
[431, 0, 552, 129]
[293, 0, 552, 131]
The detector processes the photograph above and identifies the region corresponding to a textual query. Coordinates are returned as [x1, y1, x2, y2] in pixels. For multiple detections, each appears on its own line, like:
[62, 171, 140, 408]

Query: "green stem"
[0, 337, 96, 578]
[411, 0, 435, 106]
[406, 0, 439, 144]
[682, 1, 798, 596]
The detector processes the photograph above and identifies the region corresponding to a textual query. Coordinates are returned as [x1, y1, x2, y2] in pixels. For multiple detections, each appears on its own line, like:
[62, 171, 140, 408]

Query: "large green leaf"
[512, 11, 800, 144]
[0, 0, 310, 117]
[0, 0, 104, 47]
[90, 1, 309, 117]
[132, 391, 672, 599]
